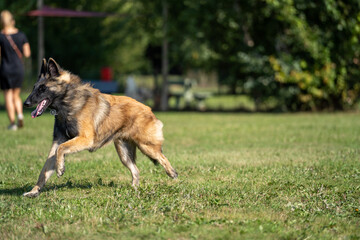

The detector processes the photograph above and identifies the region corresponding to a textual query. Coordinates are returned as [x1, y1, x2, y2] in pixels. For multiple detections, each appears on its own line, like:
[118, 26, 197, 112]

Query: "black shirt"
[0, 31, 28, 89]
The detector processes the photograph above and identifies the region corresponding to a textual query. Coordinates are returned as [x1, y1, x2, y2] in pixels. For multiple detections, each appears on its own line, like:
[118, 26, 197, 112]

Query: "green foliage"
[3, 0, 151, 79]
[3, 0, 360, 110]
[149, 0, 360, 110]
[263, 0, 360, 110]
[1, 111, 360, 238]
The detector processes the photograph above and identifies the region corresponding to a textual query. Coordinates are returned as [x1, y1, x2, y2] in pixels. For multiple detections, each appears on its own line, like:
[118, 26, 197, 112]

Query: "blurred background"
[2, 0, 360, 112]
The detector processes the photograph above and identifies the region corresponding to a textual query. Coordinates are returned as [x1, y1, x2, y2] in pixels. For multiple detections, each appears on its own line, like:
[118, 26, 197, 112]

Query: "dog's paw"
[167, 168, 178, 179]
[132, 179, 140, 189]
[172, 170, 178, 179]
[56, 165, 65, 177]
[23, 190, 40, 198]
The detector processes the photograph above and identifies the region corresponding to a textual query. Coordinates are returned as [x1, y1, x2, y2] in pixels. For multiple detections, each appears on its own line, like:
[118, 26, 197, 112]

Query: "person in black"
[0, 10, 31, 130]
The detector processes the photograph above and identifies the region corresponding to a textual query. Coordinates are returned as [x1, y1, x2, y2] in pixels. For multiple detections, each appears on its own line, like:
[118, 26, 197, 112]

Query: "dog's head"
[24, 58, 76, 118]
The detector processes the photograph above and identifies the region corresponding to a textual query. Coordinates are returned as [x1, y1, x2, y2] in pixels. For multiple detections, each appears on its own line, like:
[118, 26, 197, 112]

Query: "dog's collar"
[50, 109, 58, 116]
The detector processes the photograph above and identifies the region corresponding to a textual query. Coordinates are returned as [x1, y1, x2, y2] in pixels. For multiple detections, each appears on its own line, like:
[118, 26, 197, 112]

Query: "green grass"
[167, 94, 256, 111]
[0, 111, 359, 239]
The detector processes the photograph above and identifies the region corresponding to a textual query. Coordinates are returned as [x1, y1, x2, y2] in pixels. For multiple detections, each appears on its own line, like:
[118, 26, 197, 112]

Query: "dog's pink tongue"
[31, 99, 47, 118]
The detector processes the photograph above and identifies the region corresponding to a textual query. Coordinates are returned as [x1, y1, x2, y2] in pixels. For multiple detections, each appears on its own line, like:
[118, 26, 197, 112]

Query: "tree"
[161, 0, 360, 110]
[4, 0, 360, 111]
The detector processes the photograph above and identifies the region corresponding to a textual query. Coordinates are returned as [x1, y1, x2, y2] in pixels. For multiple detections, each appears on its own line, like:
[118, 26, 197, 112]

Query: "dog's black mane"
[51, 79, 96, 140]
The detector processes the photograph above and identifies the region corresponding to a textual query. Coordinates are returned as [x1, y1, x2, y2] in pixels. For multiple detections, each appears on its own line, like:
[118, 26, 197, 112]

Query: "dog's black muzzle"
[24, 99, 32, 108]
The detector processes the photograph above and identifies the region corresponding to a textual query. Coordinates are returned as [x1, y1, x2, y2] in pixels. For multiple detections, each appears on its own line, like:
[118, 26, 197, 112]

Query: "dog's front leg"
[56, 136, 93, 177]
[23, 140, 63, 197]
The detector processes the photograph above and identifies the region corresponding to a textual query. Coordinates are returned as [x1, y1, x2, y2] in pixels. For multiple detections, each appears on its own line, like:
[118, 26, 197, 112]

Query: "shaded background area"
[1, 0, 360, 111]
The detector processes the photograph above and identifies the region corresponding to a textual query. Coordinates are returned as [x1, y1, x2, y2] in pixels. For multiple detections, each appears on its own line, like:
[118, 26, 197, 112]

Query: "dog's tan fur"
[23, 58, 177, 197]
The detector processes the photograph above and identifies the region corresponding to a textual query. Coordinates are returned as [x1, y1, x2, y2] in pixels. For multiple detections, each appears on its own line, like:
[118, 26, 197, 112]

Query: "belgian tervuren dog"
[23, 58, 177, 197]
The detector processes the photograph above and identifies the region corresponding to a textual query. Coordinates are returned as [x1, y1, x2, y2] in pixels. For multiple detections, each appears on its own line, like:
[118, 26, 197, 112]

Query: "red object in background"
[101, 67, 113, 82]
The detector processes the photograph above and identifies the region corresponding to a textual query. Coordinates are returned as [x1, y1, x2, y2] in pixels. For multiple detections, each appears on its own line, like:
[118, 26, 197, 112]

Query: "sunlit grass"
[0, 111, 359, 239]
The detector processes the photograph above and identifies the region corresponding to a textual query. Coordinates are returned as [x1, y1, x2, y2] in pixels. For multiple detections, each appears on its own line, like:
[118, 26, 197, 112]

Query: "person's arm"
[23, 43, 31, 58]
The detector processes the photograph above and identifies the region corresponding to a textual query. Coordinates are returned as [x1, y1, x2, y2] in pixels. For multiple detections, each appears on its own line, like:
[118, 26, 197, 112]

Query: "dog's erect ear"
[37, 58, 47, 82]
[40, 58, 47, 76]
[47, 58, 60, 78]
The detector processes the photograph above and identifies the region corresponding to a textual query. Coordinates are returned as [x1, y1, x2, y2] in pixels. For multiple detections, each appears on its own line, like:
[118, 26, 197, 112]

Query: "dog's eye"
[38, 85, 46, 93]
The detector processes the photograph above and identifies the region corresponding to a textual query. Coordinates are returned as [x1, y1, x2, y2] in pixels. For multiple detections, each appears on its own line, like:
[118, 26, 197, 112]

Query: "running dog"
[23, 58, 177, 197]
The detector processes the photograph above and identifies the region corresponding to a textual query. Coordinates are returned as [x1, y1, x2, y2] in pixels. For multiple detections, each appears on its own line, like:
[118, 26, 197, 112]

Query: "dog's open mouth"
[31, 99, 50, 118]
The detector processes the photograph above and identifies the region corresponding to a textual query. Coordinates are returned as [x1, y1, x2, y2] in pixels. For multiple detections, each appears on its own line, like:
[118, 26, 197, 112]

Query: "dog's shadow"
[0, 180, 124, 196]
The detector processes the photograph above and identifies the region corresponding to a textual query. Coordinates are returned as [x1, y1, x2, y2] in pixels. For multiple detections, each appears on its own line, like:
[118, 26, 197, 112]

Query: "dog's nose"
[24, 100, 31, 107]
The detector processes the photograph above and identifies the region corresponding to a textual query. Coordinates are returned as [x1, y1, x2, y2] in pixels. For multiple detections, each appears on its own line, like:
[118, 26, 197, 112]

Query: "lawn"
[0, 111, 359, 239]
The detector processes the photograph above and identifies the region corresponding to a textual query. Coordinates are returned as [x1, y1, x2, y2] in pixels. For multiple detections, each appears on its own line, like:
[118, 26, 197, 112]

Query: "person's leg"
[13, 88, 24, 127]
[4, 89, 16, 129]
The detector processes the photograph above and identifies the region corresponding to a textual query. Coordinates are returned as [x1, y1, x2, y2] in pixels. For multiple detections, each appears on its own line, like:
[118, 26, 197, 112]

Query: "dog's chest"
[54, 116, 79, 139]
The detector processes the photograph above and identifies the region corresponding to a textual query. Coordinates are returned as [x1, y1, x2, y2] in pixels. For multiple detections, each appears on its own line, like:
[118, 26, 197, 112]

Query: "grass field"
[0, 111, 359, 239]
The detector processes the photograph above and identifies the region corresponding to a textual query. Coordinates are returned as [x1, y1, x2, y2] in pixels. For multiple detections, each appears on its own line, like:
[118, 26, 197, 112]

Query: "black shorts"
[0, 71, 24, 90]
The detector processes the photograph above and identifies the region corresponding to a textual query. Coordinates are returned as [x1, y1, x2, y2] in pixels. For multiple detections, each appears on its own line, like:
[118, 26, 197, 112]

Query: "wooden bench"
[168, 78, 211, 110]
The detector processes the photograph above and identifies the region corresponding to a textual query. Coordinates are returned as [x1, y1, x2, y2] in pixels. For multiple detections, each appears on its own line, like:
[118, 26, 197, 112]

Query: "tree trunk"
[153, 71, 161, 110]
[37, 0, 44, 72]
[160, 0, 169, 111]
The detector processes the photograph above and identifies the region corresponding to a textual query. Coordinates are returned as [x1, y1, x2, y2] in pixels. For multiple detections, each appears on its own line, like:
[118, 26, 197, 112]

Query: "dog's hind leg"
[137, 143, 178, 179]
[23, 140, 63, 197]
[114, 139, 140, 187]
